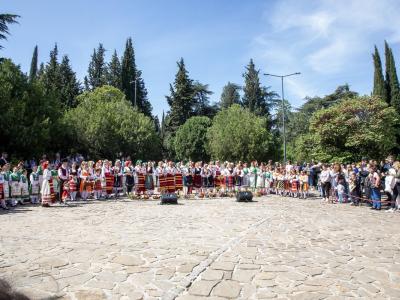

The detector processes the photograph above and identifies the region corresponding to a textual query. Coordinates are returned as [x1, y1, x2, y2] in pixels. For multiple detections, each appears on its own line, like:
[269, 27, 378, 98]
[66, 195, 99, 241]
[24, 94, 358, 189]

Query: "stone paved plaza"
[1, 196, 400, 300]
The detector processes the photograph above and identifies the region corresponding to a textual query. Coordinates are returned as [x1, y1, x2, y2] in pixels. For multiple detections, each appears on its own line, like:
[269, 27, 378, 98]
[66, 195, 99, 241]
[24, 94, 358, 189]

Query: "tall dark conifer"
[220, 82, 241, 109]
[372, 45, 387, 103]
[59, 55, 81, 108]
[29, 45, 38, 82]
[87, 43, 107, 90]
[384, 41, 400, 113]
[242, 59, 267, 115]
[107, 50, 122, 89]
[165, 58, 195, 132]
[121, 37, 137, 106]
[40, 43, 62, 96]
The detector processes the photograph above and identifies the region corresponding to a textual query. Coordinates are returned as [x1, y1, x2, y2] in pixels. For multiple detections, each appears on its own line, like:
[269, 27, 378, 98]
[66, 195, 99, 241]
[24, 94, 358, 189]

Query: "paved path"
[0, 196, 399, 300]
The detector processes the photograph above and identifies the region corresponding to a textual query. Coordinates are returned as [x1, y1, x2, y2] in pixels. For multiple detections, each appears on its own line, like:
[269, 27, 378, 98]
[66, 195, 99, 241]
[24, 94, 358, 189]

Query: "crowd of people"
[0, 152, 399, 212]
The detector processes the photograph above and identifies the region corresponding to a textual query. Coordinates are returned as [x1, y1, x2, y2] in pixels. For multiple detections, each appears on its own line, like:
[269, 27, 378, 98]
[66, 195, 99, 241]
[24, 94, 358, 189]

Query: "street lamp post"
[264, 72, 301, 164]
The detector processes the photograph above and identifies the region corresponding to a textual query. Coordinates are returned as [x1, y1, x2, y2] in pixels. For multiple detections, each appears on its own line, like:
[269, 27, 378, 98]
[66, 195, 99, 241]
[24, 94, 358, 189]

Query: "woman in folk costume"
[58, 159, 70, 203]
[155, 161, 164, 193]
[264, 166, 273, 195]
[276, 168, 285, 196]
[256, 163, 265, 194]
[20, 169, 30, 202]
[241, 162, 250, 190]
[41, 161, 53, 207]
[0, 166, 9, 210]
[224, 162, 235, 193]
[29, 165, 41, 204]
[50, 164, 59, 203]
[37, 163, 44, 191]
[113, 160, 123, 198]
[165, 161, 176, 193]
[248, 161, 257, 192]
[193, 162, 202, 195]
[174, 162, 184, 194]
[101, 160, 114, 198]
[79, 161, 92, 200]
[213, 161, 222, 193]
[145, 162, 155, 195]
[135, 160, 146, 195]
[299, 170, 309, 199]
[1, 164, 12, 207]
[290, 169, 299, 198]
[93, 168, 103, 200]
[124, 161, 135, 196]
[182, 162, 193, 196]
[234, 163, 243, 192]
[201, 164, 213, 196]
[10, 167, 22, 206]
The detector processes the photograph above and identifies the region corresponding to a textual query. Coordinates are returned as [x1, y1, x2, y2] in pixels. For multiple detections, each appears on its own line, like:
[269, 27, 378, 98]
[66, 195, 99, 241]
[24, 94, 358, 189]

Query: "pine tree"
[107, 50, 122, 89]
[40, 43, 62, 96]
[192, 82, 217, 118]
[87, 43, 107, 90]
[372, 45, 387, 103]
[37, 62, 45, 78]
[29, 45, 38, 82]
[165, 58, 195, 132]
[384, 41, 400, 113]
[154, 115, 160, 133]
[135, 69, 153, 117]
[59, 55, 81, 108]
[242, 59, 267, 115]
[121, 37, 137, 106]
[220, 82, 241, 109]
[0, 14, 19, 49]
[161, 110, 166, 140]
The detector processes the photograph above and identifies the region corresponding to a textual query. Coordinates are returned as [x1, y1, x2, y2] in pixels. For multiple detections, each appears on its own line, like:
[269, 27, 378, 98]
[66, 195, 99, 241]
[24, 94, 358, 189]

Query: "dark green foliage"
[384, 41, 400, 113]
[29, 45, 38, 82]
[86, 43, 107, 90]
[0, 14, 19, 49]
[107, 50, 122, 89]
[59, 55, 81, 108]
[372, 46, 387, 103]
[220, 82, 241, 109]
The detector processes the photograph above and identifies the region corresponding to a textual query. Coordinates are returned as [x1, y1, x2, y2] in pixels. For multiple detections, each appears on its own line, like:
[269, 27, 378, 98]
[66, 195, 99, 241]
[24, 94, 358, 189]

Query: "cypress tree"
[59, 55, 81, 108]
[121, 37, 137, 107]
[161, 110, 165, 140]
[40, 43, 62, 96]
[385, 42, 400, 113]
[165, 58, 195, 132]
[107, 50, 122, 89]
[242, 59, 267, 115]
[29, 45, 38, 82]
[220, 82, 241, 109]
[372, 45, 387, 103]
[87, 43, 107, 90]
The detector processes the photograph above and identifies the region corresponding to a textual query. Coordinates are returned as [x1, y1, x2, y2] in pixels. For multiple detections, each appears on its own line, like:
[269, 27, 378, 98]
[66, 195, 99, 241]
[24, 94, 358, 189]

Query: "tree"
[174, 116, 212, 161]
[220, 82, 241, 109]
[106, 50, 122, 89]
[0, 59, 61, 158]
[372, 45, 387, 103]
[29, 45, 38, 82]
[63, 85, 160, 159]
[59, 55, 81, 108]
[207, 104, 272, 161]
[39, 43, 62, 97]
[166, 58, 196, 132]
[384, 41, 400, 113]
[0, 14, 19, 49]
[120, 37, 152, 116]
[87, 43, 107, 90]
[308, 96, 398, 162]
[192, 82, 218, 118]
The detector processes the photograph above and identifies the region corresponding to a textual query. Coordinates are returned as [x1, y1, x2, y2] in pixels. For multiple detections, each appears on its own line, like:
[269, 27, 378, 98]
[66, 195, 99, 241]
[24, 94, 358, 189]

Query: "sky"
[2, 0, 400, 117]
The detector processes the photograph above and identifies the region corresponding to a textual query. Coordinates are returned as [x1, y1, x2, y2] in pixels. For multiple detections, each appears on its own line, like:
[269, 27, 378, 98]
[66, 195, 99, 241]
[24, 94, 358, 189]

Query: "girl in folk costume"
[256, 164, 265, 194]
[201, 164, 214, 196]
[174, 162, 184, 195]
[145, 162, 155, 195]
[290, 170, 299, 198]
[68, 173, 78, 201]
[182, 162, 193, 196]
[58, 159, 70, 203]
[234, 163, 243, 192]
[249, 161, 257, 192]
[124, 161, 135, 196]
[213, 161, 223, 193]
[93, 168, 103, 200]
[165, 161, 176, 193]
[264, 167, 273, 195]
[61, 180, 70, 202]
[193, 162, 202, 195]
[37, 163, 44, 191]
[299, 171, 309, 199]
[135, 160, 146, 195]
[155, 161, 164, 193]
[29, 165, 41, 204]
[101, 160, 114, 198]
[113, 160, 123, 198]
[276, 169, 285, 196]
[50, 165, 59, 203]
[20, 169, 30, 202]
[242, 163, 250, 191]
[0, 167, 9, 210]
[79, 161, 92, 200]
[224, 162, 235, 193]
[10, 167, 22, 206]
[2, 164, 12, 207]
[41, 161, 53, 207]
[283, 170, 291, 197]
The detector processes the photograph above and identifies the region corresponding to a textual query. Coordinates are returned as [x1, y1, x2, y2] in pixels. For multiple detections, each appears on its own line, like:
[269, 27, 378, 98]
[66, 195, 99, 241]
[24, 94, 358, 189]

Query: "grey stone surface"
[0, 196, 399, 299]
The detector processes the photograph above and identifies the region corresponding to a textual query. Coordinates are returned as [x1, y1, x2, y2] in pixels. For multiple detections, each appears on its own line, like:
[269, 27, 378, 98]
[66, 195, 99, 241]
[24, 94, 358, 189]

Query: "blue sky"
[2, 0, 400, 117]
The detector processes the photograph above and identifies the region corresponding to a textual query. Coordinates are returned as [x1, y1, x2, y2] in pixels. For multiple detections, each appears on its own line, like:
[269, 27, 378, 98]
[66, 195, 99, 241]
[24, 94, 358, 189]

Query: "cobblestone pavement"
[1, 196, 400, 300]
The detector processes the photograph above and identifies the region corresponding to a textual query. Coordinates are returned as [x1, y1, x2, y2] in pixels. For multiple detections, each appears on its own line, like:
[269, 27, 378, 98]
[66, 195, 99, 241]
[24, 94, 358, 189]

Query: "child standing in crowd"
[337, 182, 345, 203]
[20, 169, 29, 202]
[29, 166, 40, 204]
[93, 168, 103, 200]
[68, 173, 78, 201]
[349, 172, 361, 206]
